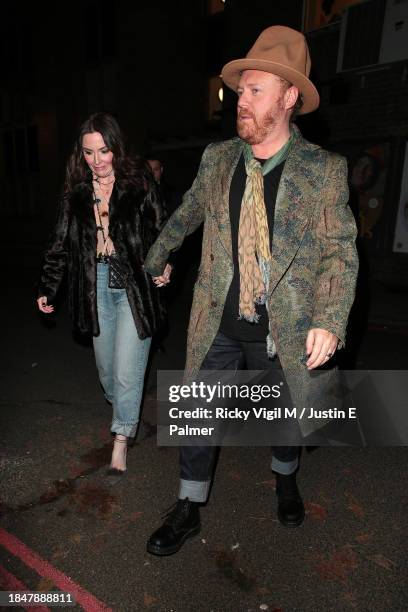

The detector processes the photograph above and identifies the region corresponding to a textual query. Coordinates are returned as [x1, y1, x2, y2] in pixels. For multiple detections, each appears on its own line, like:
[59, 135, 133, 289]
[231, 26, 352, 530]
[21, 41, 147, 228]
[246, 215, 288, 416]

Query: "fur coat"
[38, 182, 167, 338]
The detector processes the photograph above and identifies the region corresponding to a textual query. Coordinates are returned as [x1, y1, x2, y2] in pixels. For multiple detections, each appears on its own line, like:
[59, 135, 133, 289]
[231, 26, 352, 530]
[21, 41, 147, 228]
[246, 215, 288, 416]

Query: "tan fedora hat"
[221, 25, 319, 114]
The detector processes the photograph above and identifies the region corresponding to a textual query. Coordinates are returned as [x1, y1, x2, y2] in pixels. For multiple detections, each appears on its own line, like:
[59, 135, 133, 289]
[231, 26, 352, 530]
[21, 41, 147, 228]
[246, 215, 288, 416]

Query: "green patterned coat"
[145, 128, 358, 435]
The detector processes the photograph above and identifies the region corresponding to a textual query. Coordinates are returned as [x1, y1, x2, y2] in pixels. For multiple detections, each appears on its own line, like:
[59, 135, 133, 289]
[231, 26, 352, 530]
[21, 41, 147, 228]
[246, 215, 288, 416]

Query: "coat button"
[211, 300, 217, 307]
[210, 254, 214, 261]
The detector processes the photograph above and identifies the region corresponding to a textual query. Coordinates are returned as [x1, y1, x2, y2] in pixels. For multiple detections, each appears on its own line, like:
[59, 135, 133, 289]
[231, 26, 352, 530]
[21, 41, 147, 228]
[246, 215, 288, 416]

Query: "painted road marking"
[0, 564, 50, 611]
[0, 528, 112, 611]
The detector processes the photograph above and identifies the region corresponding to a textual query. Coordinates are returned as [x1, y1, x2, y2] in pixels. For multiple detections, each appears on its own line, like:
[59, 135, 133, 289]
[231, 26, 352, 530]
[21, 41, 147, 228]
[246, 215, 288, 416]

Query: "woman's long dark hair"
[64, 112, 148, 193]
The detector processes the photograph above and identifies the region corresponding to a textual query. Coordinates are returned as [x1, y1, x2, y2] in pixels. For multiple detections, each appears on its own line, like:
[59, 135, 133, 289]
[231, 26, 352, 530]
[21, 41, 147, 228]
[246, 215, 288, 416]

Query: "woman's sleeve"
[38, 198, 71, 301]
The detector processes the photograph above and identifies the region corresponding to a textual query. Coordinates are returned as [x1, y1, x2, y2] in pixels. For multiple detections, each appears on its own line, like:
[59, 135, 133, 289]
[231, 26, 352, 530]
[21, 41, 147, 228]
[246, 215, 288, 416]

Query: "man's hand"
[306, 328, 338, 370]
[152, 263, 172, 287]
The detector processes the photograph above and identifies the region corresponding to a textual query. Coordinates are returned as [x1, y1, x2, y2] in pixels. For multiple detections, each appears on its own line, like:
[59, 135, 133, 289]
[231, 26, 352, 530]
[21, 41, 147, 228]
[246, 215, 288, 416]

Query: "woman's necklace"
[95, 194, 113, 257]
[93, 173, 115, 198]
[99, 185, 112, 198]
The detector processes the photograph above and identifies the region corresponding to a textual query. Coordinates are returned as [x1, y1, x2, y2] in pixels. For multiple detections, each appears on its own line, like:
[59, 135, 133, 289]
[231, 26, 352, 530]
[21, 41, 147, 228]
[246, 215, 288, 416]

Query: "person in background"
[37, 112, 170, 477]
[147, 154, 182, 215]
[147, 157, 164, 185]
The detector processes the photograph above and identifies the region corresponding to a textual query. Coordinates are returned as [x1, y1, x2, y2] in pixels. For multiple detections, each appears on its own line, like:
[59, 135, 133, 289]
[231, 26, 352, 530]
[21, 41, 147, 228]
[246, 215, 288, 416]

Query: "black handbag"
[107, 252, 128, 289]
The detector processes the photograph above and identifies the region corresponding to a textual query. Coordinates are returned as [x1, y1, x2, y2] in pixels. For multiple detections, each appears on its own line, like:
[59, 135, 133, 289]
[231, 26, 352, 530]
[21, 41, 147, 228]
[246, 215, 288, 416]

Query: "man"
[144, 26, 358, 556]
[147, 156, 164, 184]
[147, 155, 182, 215]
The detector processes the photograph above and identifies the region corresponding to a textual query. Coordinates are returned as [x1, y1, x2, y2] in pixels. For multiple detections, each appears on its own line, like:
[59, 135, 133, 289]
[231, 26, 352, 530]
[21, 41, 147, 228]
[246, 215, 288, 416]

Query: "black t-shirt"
[219, 155, 285, 341]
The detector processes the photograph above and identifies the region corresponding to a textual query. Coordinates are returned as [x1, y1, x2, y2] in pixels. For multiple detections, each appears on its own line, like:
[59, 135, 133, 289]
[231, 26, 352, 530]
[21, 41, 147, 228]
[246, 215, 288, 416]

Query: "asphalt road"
[1, 260, 407, 612]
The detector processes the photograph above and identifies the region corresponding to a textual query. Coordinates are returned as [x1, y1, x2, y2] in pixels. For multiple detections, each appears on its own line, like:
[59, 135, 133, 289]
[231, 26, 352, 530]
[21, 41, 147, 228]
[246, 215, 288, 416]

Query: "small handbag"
[107, 252, 128, 289]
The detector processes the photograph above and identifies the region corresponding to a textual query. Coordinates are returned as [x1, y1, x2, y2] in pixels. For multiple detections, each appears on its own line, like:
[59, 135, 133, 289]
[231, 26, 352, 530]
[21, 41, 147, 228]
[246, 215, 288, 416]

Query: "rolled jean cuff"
[271, 456, 299, 475]
[179, 478, 211, 503]
[111, 418, 138, 438]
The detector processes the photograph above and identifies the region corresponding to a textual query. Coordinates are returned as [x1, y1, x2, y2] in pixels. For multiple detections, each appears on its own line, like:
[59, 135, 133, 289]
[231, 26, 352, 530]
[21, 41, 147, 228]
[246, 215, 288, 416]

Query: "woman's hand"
[37, 296, 54, 314]
[152, 263, 172, 288]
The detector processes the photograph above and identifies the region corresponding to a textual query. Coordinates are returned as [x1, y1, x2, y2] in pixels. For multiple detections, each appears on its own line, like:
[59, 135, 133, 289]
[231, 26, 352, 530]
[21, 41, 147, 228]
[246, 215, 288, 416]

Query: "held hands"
[37, 296, 54, 314]
[306, 328, 338, 370]
[152, 263, 172, 288]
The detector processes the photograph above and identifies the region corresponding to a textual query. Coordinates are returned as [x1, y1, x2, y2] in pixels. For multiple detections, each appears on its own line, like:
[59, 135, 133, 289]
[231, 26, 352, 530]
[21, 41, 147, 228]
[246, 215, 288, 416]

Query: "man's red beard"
[237, 105, 284, 145]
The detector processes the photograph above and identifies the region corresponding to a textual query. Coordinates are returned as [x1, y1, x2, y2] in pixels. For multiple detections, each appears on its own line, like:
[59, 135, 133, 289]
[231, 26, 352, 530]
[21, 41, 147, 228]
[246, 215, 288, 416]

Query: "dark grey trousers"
[179, 331, 300, 502]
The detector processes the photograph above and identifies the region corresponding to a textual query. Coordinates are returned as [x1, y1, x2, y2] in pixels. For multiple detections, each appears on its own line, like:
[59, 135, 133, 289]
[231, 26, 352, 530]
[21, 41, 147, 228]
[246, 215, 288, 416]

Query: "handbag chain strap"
[94, 195, 113, 257]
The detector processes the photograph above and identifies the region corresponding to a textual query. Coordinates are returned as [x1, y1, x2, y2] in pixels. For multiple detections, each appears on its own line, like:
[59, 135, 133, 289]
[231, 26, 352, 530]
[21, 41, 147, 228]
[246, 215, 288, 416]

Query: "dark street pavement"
[1, 253, 408, 612]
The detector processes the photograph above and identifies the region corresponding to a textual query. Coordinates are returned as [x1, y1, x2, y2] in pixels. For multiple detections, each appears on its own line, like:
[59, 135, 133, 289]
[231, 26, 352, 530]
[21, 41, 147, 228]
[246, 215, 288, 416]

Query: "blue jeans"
[93, 262, 152, 437]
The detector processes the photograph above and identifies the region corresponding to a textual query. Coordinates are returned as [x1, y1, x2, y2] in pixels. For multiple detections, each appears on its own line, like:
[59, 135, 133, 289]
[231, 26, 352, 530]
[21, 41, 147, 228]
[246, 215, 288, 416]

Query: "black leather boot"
[146, 498, 201, 556]
[275, 472, 305, 527]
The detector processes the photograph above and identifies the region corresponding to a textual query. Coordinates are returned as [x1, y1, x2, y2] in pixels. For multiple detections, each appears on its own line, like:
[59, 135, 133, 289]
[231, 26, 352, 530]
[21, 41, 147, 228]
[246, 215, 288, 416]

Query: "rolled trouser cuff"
[179, 478, 211, 502]
[271, 456, 299, 475]
[111, 418, 138, 438]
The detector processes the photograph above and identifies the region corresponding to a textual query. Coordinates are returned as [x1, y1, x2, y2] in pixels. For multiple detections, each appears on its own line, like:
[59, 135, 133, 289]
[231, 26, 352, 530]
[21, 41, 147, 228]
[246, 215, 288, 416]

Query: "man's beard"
[237, 105, 283, 145]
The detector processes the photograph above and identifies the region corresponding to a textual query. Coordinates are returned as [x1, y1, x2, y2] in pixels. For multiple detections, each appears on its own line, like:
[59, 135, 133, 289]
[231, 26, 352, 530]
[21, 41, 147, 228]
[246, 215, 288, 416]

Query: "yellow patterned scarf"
[239, 132, 294, 322]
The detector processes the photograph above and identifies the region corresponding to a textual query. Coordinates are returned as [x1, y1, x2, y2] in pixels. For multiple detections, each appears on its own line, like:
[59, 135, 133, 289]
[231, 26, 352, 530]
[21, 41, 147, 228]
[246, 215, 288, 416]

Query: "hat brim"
[221, 59, 320, 115]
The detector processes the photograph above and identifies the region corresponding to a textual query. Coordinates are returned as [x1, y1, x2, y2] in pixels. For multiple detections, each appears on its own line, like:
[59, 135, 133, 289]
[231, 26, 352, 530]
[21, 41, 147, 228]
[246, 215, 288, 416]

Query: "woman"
[37, 112, 171, 475]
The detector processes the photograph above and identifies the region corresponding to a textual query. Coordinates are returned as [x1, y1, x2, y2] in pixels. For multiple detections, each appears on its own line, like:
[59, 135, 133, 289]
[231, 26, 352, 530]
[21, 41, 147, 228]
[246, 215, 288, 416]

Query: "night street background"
[2, 0, 408, 610]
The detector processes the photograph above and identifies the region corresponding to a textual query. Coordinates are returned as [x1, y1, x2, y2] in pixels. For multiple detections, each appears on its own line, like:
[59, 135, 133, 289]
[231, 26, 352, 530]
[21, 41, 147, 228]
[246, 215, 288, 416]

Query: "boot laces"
[161, 498, 191, 528]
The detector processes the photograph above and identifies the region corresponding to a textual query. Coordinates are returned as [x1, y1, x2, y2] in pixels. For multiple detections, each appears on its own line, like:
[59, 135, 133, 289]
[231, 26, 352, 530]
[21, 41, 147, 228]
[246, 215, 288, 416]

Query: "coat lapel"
[214, 138, 243, 259]
[70, 183, 125, 242]
[70, 184, 95, 226]
[269, 132, 322, 294]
